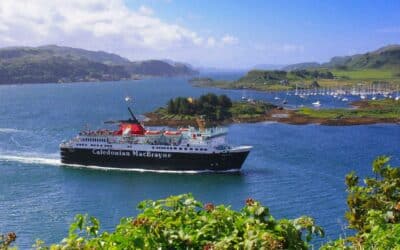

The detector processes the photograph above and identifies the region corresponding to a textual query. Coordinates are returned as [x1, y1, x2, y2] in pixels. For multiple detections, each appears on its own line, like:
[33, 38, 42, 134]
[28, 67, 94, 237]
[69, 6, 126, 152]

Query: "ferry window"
[190, 148, 193, 150]
[195, 148, 198, 151]
[179, 147, 182, 150]
[174, 147, 177, 150]
[184, 148, 187, 150]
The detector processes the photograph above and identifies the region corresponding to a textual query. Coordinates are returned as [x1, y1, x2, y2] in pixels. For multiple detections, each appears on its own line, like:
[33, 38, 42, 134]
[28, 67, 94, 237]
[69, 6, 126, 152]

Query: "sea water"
[0, 77, 399, 248]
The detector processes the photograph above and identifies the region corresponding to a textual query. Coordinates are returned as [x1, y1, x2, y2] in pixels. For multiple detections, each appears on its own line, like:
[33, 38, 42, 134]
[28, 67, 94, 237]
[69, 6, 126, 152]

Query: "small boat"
[312, 100, 321, 107]
[342, 97, 348, 102]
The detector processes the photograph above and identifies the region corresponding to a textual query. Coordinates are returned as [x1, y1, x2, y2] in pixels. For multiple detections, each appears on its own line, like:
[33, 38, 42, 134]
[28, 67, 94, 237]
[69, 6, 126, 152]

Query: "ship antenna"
[128, 107, 139, 123]
[125, 95, 139, 123]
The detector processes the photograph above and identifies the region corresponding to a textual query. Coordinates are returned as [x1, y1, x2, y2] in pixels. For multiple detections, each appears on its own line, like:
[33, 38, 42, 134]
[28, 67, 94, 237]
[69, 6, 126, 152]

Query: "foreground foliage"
[321, 156, 400, 249]
[0, 233, 16, 250]
[35, 194, 323, 249]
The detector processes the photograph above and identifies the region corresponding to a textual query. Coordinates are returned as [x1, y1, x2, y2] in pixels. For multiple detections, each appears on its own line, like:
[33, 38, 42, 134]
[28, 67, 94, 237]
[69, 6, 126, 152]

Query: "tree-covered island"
[144, 93, 277, 127]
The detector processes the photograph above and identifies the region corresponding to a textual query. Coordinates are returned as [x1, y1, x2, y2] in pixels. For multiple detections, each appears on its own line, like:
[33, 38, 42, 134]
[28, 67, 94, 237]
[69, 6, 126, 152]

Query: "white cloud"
[206, 37, 216, 47]
[0, 0, 238, 59]
[221, 35, 238, 45]
[138, 5, 154, 16]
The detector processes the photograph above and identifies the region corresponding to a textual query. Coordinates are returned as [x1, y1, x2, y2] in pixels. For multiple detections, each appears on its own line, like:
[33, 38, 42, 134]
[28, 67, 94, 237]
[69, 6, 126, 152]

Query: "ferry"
[60, 107, 252, 172]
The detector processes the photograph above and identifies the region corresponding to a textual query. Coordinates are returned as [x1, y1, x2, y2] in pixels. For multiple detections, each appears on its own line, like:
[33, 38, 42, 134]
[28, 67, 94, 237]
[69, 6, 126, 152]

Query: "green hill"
[236, 69, 333, 85]
[282, 62, 320, 71]
[284, 45, 400, 71]
[0, 45, 198, 84]
[323, 45, 400, 70]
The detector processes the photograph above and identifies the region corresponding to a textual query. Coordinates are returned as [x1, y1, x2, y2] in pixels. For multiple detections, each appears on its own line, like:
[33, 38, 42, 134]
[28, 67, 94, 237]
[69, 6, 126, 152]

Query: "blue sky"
[125, 0, 400, 66]
[0, 0, 399, 68]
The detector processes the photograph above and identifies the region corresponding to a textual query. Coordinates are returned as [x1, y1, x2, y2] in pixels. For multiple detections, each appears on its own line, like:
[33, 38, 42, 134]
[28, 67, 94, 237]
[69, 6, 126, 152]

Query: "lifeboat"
[164, 131, 182, 136]
[164, 130, 182, 144]
[144, 130, 162, 144]
[145, 130, 162, 136]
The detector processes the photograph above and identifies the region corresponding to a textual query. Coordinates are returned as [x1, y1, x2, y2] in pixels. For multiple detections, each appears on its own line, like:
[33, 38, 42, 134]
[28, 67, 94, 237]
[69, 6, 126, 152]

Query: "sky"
[0, 0, 399, 69]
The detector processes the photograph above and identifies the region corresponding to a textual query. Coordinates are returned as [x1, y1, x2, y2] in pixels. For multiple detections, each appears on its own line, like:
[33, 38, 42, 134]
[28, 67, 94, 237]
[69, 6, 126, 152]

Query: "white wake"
[0, 128, 25, 133]
[0, 154, 61, 166]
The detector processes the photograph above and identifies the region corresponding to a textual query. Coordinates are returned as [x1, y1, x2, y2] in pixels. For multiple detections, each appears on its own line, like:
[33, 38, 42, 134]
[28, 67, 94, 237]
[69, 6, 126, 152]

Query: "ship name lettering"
[131, 151, 171, 159]
[92, 149, 131, 157]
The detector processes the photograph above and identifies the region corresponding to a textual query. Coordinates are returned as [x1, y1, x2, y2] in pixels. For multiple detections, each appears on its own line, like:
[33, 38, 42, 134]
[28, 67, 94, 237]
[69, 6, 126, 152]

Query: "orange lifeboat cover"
[145, 130, 162, 135]
[164, 131, 182, 136]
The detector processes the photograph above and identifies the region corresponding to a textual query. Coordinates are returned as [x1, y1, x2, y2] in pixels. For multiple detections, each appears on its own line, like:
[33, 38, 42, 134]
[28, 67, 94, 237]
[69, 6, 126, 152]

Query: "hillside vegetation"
[193, 45, 400, 92]
[191, 69, 333, 91]
[323, 45, 400, 70]
[283, 44, 400, 71]
[0, 45, 197, 84]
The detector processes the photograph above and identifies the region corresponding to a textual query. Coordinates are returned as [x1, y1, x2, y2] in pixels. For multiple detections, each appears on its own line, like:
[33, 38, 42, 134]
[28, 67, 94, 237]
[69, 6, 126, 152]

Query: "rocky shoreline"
[143, 103, 400, 127]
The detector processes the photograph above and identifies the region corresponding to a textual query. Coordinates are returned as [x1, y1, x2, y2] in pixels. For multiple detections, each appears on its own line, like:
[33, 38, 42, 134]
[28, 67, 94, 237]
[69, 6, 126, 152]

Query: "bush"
[321, 156, 400, 249]
[0, 232, 17, 250]
[166, 93, 233, 121]
[36, 194, 323, 249]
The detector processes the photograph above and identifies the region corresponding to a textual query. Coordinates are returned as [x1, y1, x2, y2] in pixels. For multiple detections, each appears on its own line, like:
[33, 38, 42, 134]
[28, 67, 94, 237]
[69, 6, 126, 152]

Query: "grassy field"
[332, 69, 398, 80]
[297, 99, 400, 119]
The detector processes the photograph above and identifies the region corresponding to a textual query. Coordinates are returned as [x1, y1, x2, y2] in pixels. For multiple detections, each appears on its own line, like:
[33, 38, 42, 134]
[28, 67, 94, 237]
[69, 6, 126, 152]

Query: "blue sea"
[0, 76, 399, 248]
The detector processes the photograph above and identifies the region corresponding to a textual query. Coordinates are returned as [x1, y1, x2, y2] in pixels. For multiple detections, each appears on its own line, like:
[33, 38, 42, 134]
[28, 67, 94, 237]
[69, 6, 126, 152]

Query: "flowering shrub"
[321, 156, 400, 249]
[35, 194, 323, 249]
[0, 232, 16, 250]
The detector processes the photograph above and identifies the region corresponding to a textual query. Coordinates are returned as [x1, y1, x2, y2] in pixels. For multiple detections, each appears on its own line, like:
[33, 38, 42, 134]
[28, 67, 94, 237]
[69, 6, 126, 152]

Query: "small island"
[144, 94, 400, 127]
[144, 93, 277, 127]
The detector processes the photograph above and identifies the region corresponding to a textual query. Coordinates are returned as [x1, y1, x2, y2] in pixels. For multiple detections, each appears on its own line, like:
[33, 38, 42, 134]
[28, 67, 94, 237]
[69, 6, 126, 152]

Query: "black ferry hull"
[60, 147, 250, 171]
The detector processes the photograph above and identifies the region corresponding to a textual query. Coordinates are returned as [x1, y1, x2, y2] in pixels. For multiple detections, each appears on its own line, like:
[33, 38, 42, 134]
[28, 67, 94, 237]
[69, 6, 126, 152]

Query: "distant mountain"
[0, 45, 198, 84]
[282, 62, 320, 71]
[251, 64, 286, 70]
[127, 60, 197, 77]
[38, 45, 130, 65]
[283, 45, 400, 71]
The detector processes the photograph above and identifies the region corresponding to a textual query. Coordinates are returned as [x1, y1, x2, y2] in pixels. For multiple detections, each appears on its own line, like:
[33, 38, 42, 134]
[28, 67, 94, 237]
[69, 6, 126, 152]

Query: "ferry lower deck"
[60, 146, 251, 171]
